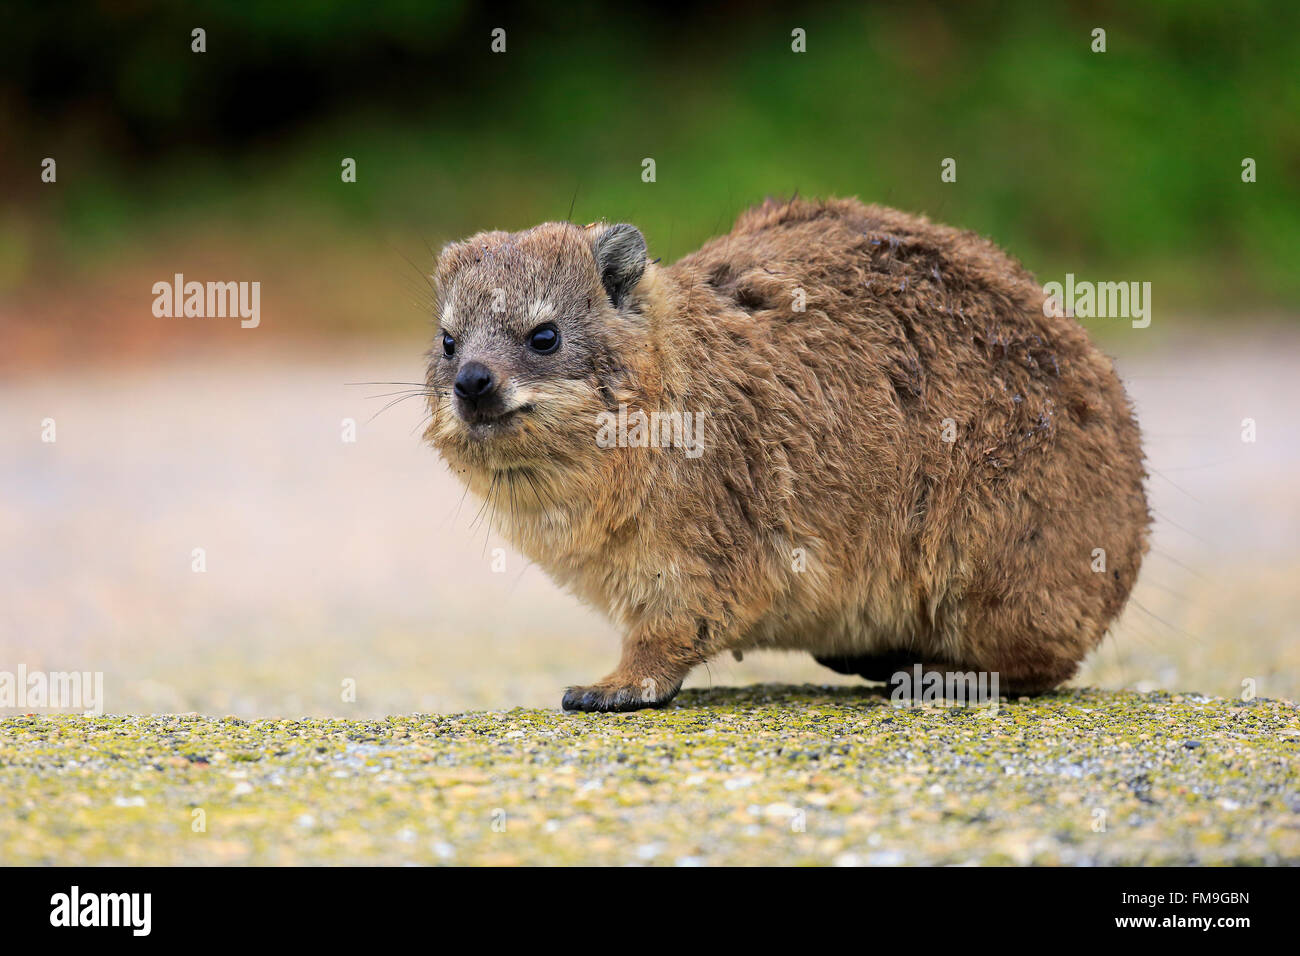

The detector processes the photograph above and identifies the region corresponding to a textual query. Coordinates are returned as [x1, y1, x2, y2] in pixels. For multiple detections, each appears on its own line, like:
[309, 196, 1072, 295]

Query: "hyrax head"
[425, 220, 649, 473]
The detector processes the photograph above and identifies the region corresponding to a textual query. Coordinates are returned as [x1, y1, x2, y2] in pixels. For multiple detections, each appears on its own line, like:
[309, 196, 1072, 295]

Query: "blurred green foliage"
[3, 0, 1298, 326]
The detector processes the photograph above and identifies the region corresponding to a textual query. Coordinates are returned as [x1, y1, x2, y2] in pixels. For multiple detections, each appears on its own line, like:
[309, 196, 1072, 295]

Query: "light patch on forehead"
[527, 300, 557, 324]
[440, 301, 455, 331]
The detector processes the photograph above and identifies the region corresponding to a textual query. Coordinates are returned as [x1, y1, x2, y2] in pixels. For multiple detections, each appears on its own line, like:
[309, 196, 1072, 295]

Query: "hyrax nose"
[454, 361, 496, 404]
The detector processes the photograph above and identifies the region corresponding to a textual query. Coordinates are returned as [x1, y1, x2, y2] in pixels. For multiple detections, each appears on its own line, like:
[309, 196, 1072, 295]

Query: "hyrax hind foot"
[814, 651, 1076, 695]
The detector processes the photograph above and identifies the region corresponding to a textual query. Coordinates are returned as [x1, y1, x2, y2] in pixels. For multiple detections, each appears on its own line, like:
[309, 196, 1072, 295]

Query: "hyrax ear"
[592, 223, 647, 309]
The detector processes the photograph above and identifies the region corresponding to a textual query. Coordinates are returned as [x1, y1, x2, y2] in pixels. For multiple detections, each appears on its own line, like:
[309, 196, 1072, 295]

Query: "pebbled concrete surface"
[3, 686, 1298, 866]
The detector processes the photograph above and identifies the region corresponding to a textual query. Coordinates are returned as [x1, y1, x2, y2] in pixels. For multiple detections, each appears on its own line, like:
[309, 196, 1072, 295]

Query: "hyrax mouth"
[457, 402, 535, 435]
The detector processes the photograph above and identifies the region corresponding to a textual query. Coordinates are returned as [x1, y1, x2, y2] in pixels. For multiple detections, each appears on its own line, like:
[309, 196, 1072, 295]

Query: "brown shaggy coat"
[426, 197, 1149, 711]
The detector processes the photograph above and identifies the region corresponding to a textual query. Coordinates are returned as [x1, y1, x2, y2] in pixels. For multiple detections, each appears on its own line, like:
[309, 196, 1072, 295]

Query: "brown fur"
[425, 197, 1150, 711]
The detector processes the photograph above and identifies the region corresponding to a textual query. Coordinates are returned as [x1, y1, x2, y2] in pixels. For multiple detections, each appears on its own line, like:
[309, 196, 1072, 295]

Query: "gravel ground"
[3, 686, 1298, 865]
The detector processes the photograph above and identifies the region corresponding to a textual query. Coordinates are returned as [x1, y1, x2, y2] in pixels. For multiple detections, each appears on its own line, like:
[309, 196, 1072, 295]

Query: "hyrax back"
[426, 197, 1149, 711]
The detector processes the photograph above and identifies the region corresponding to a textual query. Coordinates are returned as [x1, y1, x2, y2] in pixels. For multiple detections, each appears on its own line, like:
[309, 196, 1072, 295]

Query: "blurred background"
[2, 0, 1298, 716]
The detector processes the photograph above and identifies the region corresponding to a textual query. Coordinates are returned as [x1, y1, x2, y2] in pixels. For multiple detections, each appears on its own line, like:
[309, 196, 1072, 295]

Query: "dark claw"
[561, 682, 679, 713]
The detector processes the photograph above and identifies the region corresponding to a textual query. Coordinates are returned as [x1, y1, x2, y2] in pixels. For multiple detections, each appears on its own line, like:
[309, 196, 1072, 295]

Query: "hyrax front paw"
[561, 677, 680, 713]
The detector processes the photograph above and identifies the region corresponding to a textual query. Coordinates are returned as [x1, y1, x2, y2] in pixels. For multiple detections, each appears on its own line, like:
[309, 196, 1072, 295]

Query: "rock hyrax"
[425, 197, 1149, 712]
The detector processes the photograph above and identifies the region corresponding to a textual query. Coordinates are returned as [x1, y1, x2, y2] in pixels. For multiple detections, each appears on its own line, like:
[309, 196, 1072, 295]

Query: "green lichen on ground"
[2, 686, 1298, 865]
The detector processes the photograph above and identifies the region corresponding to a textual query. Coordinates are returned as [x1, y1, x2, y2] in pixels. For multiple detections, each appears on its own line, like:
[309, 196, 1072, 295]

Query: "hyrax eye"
[527, 323, 560, 354]
[442, 332, 456, 358]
